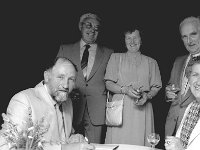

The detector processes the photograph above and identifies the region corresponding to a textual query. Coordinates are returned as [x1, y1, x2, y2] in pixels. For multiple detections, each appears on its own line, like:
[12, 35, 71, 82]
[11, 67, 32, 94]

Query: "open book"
[93, 144, 119, 150]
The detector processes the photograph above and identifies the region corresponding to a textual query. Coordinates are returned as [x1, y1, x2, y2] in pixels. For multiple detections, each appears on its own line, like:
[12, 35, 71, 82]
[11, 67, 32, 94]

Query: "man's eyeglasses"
[83, 22, 100, 31]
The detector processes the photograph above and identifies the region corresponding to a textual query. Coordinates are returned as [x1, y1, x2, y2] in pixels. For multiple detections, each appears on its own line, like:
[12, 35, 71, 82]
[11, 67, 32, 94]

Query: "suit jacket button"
[86, 84, 88, 86]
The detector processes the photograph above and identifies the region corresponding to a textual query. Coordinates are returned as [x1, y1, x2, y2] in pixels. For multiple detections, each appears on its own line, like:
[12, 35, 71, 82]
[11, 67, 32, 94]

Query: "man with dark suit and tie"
[56, 13, 114, 144]
[165, 16, 200, 136]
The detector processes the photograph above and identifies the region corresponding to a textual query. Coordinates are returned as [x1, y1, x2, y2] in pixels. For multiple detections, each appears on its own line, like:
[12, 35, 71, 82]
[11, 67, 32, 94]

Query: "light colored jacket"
[0, 81, 73, 150]
[176, 102, 200, 150]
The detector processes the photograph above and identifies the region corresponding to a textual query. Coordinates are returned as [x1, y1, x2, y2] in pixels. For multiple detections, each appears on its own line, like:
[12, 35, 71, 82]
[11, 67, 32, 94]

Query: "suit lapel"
[73, 42, 86, 81]
[179, 55, 188, 88]
[73, 42, 82, 69]
[87, 46, 104, 81]
[180, 55, 191, 103]
[35, 82, 55, 110]
[34, 82, 60, 141]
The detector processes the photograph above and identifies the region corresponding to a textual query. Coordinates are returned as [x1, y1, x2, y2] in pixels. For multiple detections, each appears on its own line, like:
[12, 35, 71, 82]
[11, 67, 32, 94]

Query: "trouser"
[83, 105, 106, 144]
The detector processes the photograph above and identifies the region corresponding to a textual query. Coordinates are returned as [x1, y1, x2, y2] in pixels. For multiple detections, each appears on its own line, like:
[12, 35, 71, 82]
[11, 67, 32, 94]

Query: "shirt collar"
[80, 39, 97, 50]
[44, 83, 57, 106]
[80, 39, 86, 49]
[192, 53, 200, 57]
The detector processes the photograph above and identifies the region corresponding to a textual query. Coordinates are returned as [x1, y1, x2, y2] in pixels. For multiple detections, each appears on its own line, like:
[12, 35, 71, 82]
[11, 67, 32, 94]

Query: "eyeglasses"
[83, 22, 100, 31]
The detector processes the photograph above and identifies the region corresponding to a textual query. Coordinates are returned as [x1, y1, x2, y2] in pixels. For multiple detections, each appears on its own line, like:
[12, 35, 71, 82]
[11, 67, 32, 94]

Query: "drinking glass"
[166, 84, 180, 102]
[147, 133, 160, 149]
[135, 87, 143, 103]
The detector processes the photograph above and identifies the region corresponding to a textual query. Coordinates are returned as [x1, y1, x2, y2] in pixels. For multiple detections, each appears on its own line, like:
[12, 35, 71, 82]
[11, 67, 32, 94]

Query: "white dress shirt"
[80, 40, 97, 79]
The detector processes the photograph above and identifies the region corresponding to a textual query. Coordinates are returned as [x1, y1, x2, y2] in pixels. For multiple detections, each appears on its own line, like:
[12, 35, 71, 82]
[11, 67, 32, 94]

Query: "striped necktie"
[81, 44, 90, 79]
[81, 44, 90, 69]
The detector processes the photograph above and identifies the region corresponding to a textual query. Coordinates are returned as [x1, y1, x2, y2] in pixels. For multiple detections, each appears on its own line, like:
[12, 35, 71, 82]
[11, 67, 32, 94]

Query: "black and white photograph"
[1, 1, 200, 150]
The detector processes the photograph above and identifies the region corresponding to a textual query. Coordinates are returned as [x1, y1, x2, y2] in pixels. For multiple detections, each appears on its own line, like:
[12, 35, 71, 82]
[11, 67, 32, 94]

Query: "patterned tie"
[192, 55, 200, 61]
[180, 101, 200, 148]
[81, 44, 90, 79]
[187, 55, 200, 68]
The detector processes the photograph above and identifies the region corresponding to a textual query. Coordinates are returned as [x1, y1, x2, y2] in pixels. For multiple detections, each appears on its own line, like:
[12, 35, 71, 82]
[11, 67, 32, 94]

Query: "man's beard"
[53, 91, 68, 103]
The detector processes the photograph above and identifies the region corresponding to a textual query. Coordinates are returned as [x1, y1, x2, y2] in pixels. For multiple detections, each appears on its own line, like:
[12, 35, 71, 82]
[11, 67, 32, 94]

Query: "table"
[93, 143, 162, 150]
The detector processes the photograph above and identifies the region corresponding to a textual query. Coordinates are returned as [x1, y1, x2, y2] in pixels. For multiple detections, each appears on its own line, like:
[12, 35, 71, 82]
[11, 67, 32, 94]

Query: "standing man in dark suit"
[56, 13, 113, 144]
[165, 16, 200, 136]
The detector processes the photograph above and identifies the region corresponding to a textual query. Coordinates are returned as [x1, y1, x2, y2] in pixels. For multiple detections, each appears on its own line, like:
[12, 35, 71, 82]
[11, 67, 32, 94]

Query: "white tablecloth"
[93, 144, 162, 150]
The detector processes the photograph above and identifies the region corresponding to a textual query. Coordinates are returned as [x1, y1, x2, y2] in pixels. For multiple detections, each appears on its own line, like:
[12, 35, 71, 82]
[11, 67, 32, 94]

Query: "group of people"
[0, 12, 200, 150]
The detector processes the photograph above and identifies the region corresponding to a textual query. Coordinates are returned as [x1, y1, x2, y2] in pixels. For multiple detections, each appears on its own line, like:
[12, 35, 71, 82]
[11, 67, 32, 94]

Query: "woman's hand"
[62, 142, 95, 150]
[122, 85, 141, 99]
[165, 136, 184, 150]
[68, 134, 87, 143]
[134, 92, 148, 106]
[122, 85, 149, 106]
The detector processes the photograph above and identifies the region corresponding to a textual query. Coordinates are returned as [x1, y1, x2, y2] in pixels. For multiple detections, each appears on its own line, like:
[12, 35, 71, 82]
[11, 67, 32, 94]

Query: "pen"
[85, 136, 90, 144]
[113, 145, 119, 150]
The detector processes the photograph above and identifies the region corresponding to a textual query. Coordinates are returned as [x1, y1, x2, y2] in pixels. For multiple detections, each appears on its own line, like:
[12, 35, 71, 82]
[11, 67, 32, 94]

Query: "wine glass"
[147, 133, 160, 149]
[166, 84, 180, 102]
[134, 86, 143, 103]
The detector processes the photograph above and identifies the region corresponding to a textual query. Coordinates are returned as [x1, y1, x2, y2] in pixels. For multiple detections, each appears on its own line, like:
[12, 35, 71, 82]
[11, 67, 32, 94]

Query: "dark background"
[1, 1, 199, 149]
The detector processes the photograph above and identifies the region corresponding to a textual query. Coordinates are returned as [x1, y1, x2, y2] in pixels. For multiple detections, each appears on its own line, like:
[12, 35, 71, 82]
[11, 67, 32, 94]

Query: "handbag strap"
[119, 55, 122, 81]
[106, 54, 125, 102]
[119, 55, 125, 100]
[107, 91, 110, 102]
[107, 91, 125, 102]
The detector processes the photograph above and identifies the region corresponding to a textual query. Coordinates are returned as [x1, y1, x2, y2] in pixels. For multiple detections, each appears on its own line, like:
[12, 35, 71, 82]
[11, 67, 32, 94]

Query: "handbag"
[106, 92, 125, 126]
[106, 55, 125, 126]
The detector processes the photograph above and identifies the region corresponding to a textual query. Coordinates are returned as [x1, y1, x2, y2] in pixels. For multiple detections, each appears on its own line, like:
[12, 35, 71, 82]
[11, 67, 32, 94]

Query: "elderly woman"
[104, 28, 162, 146]
[165, 61, 200, 150]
